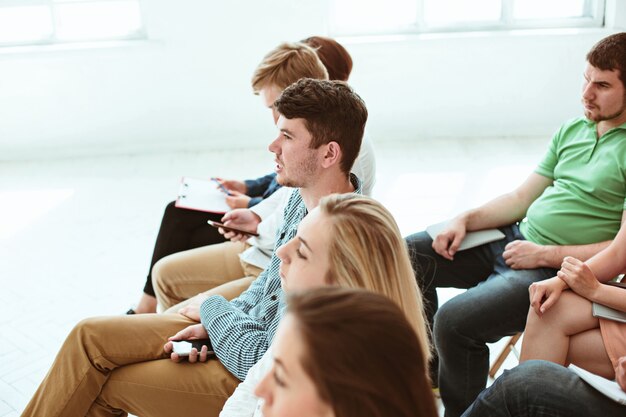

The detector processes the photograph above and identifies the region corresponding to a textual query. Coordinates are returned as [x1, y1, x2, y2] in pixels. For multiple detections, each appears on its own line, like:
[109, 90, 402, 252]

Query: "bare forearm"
[463, 173, 551, 231]
[462, 193, 528, 231]
[585, 221, 626, 280]
[538, 241, 611, 269]
[588, 284, 626, 312]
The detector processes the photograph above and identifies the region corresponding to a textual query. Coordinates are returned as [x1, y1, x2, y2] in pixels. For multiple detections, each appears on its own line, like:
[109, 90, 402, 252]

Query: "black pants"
[143, 201, 226, 296]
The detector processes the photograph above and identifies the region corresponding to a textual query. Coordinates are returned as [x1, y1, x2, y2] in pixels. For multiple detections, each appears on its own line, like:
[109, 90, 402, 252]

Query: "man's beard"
[276, 154, 318, 188]
[585, 94, 626, 122]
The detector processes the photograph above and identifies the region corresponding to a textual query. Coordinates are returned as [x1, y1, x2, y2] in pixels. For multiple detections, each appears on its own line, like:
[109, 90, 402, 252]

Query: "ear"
[320, 141, 342, 169]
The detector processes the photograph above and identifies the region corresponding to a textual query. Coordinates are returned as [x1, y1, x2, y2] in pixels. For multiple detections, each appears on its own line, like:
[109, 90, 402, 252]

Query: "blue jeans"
[462, 360, 626, 416]
[406, 224, 557, 417]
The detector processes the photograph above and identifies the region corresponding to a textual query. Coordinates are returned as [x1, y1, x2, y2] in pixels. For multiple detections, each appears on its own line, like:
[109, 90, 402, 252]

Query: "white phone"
[171, 339, 214, 357]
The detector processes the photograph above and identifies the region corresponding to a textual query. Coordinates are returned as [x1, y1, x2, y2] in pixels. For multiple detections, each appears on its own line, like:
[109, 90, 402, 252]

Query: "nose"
[268, 134, 281, 154]
[582, 82, 594, 101]
[254, 370, 273, 404]
[276, 239, 293, 264]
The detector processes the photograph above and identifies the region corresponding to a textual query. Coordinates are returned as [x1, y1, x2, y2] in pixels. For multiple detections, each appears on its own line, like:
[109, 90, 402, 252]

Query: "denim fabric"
[406, 224, 557, 417]
[462, 360, 626, 417]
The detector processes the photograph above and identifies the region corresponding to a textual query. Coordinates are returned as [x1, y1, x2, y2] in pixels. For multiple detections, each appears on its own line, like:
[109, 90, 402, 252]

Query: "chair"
[489, 332, 522, 379]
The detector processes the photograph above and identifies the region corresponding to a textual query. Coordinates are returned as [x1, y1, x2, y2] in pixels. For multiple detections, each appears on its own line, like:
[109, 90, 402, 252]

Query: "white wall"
[1, 0, 624, 161]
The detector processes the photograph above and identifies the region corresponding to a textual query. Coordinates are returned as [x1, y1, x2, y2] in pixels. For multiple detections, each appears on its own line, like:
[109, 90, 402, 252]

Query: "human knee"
[499, 360, 566, 394]
[433, 299, 464, 344]
[67, 317, 113, 354]
[501, 360, 545, 386]
[524, 306, 542, 333]
[527, 291, 578, 330]
[163, 200, 178, 217]
[151, 256, 178, 294]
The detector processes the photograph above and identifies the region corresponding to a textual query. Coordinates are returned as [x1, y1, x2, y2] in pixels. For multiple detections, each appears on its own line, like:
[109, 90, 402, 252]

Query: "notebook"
[175, 177, 231, 214]
[569, 364, 626, 405]
[426, 221, 505, 251]
[592, 302, 626, 324]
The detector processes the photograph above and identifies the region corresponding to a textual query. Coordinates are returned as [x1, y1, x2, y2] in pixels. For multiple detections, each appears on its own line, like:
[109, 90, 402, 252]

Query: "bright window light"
[0, 6, 53, 44]
[329, 0, 604, 35]
[55, 0, 143, 41]
[330, 0, 417, 34]
[424, 0, 501, 25]
[0, 0, 144, 47]
[513, 0, 586, 19]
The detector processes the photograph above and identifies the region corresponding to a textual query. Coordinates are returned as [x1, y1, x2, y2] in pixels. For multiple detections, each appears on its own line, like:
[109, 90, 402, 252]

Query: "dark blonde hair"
[318, 193, 431, 365]
[274, 78, 366, 175]
[251, 42, 328, 94]
[287, 287, 438, 417]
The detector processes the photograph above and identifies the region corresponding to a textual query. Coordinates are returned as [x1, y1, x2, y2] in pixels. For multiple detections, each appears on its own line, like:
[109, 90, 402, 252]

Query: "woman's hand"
[556, 256, 600, 299]
[163, 323, 210, 363]
[528, 277, 568, 316]
[214, 178, 247, 194]
[225, 191, 252, 209]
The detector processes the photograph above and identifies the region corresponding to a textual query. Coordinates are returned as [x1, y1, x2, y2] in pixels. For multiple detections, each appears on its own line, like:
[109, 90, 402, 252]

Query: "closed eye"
[273, 370, 286, 387]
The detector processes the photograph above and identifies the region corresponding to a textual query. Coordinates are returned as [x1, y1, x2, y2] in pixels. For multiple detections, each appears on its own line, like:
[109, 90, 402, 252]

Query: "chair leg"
[489, 333, 522, 379]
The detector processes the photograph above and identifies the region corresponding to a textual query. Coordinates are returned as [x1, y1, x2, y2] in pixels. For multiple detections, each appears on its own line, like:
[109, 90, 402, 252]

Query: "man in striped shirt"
[23, 78, 368, 417]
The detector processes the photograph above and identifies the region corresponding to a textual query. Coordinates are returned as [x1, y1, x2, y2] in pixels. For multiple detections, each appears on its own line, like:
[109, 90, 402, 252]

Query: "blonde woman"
[219, 193, 432, 416]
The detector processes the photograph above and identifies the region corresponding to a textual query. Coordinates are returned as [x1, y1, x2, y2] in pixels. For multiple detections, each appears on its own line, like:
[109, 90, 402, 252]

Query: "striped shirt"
[200, 174, 361, 380]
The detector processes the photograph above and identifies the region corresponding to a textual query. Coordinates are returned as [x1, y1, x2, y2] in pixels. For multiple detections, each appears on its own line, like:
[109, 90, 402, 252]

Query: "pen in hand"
[211, 177, 233, 196]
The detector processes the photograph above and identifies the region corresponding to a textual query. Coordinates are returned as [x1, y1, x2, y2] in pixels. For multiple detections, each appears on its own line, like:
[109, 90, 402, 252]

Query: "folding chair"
[489, 332, 522, 379]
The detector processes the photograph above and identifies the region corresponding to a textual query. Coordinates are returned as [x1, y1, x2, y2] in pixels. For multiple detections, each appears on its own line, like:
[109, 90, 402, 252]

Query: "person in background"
[406, 31, 626, 417]
[149, 38, 376, 312]
[23, 78, 368, 417]
[130, 36, 376, 314]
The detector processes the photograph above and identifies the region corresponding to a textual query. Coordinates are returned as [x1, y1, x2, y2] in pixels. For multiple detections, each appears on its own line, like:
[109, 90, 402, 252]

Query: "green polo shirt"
[520, 117, 626, 246]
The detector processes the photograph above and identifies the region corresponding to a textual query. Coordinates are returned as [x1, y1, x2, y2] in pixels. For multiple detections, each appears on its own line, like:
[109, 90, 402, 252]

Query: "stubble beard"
[276, 153, 319, 189]
[585, 93, 626, 123]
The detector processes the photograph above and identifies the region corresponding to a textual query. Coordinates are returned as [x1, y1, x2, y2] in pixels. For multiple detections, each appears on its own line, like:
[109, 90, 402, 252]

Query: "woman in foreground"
[219, 193, 435, 416]
[255, 287, 438, 417]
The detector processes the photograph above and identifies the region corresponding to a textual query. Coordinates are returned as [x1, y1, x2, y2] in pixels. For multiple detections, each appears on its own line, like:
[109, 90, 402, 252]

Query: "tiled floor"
[0, 136, 545, 415]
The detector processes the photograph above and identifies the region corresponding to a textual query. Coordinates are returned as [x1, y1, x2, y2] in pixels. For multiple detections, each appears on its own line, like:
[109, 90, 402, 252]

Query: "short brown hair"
[587, 32, 626, 89]
[251, 42, 328, 94]
[302, 36, 353, 81]
[274, 78, 367, 175]
[287, 287, 438, 417]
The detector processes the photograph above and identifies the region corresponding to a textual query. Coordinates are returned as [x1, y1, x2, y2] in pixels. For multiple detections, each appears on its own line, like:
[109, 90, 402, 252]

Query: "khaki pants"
[152, 241, 263, 311]
[22, 313, 240, 417]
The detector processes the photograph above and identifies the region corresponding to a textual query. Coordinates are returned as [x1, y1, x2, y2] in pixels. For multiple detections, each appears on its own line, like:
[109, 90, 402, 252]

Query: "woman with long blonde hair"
[220, 193, 433, 416]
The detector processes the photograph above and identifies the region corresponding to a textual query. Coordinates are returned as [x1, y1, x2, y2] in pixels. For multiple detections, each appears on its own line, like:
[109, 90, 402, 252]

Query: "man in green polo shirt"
[406, 32, 626, 417]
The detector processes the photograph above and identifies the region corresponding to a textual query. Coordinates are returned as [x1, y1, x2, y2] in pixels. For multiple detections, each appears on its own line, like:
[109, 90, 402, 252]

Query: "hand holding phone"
[171, 339, 214, 357]
[208, 220, 259, 237]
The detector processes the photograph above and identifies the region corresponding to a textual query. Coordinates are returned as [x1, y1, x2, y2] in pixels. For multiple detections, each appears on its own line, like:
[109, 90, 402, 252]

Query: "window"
[329, 0, 605, 36]
[0, 0, 145, 47]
